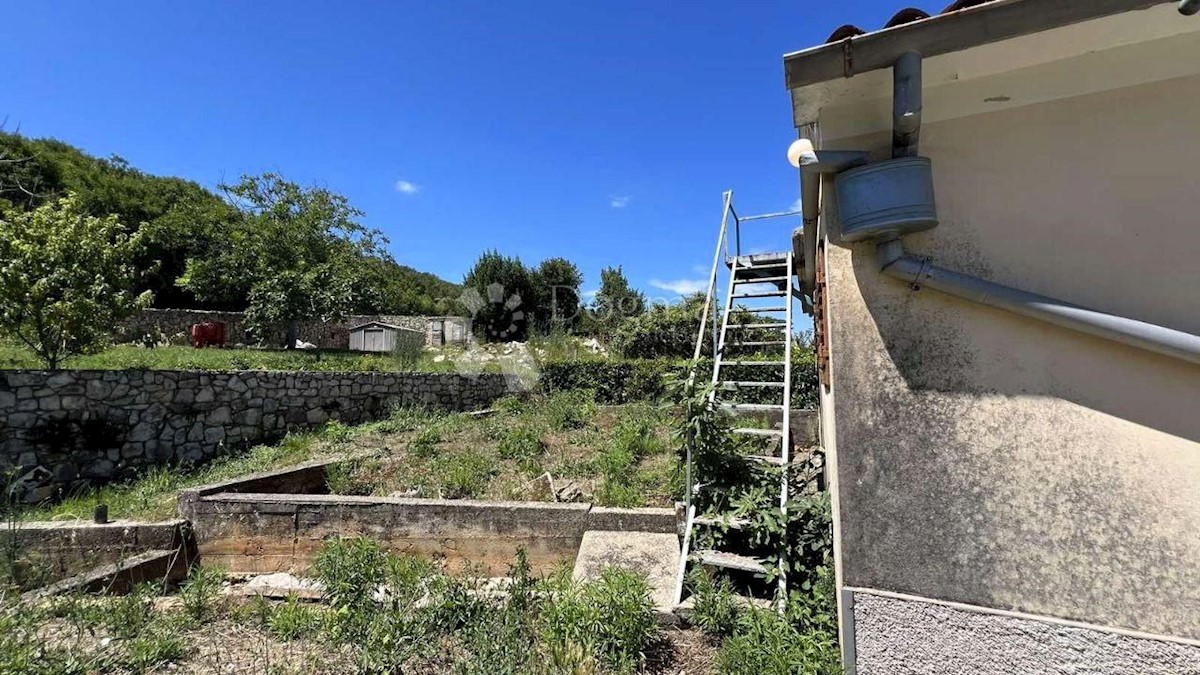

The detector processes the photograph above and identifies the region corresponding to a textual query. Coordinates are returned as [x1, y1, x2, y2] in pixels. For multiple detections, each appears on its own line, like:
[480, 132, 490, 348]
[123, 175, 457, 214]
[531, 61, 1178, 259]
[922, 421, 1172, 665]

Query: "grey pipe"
[877, 240, 1200, 365]
[893, 51, 923, 158]
[798, 123, 821, 297]
[1181, 0, 1200, 16]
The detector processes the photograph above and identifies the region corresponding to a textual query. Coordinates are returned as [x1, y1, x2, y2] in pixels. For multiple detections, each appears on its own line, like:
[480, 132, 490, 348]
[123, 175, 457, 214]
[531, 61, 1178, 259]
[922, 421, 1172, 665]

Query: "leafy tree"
[533, 257, 584, 334]
[0, 194, 151, 369]
[461, 249, 536, 342]
[178, 173, 387, 346]
[357, 257, 463, 316]
[611, 292, 709, 359]
[590, 266, 645, 338]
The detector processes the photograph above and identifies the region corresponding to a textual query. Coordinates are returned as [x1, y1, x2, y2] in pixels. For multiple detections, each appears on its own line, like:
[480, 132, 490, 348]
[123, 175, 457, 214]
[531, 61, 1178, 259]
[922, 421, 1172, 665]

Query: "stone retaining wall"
[0, 369, 516, 501]
[120, 309, 471, 348]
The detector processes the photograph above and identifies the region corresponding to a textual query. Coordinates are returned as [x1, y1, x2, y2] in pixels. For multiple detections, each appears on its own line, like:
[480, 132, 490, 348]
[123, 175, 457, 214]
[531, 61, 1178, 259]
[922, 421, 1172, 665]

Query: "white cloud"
[581, 288, 599, 300]
[395, 180, 421, 195]
[609, 195, 631, 209]
[789, 196, 802, 212]
[649, 278, 708, 295]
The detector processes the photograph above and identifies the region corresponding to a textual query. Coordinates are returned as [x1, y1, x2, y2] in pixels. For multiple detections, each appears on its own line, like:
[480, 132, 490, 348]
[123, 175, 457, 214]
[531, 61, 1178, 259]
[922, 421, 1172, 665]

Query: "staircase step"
[718, 402, 784, 413]
[721, 360, 785, 367]
[694, 515, 751, 529]
[727, 323, 788, 330]
[733, 276, 790, 285]
[695, 550, 768, 574]
[725, 341, 787, 348]
[734, 305, 788, 313]
[732, 290, 788, 300]
[731, 428, 784, 437]
[719, 381, 785, 389]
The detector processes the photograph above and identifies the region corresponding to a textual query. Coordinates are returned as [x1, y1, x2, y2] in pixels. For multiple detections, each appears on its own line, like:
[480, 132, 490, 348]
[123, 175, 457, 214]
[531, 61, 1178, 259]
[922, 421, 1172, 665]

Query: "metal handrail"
[683, 190, 733, 520]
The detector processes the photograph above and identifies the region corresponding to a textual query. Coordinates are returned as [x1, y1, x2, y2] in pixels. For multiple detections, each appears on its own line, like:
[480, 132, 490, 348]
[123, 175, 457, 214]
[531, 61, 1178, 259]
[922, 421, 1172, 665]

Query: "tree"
[0, 193, 151, 369]
[178, 173, 386, 346]
[611, 292, 709, 359]
[533, 257, 583, 334]
[590, 266, 645, 338]
[461, 249, 536, 342]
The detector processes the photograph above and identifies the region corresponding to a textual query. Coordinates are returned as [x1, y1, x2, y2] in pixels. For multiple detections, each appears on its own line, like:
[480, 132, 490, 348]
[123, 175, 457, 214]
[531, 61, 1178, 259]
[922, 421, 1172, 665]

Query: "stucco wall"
[0, 369, 516, 502]
[851, 591, 1200, 675]
[120, 309, 471, 348]
[823, 73, 1200, 641]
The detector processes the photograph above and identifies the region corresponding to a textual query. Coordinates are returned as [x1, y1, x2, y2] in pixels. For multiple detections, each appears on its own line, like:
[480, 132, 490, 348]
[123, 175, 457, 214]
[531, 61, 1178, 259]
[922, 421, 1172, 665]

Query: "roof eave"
[783, 0, 1174, 91]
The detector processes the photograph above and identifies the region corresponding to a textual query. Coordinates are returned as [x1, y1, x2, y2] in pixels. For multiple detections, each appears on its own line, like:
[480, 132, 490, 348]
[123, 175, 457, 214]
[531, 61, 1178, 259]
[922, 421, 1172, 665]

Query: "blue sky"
[3, 0, 924, 326]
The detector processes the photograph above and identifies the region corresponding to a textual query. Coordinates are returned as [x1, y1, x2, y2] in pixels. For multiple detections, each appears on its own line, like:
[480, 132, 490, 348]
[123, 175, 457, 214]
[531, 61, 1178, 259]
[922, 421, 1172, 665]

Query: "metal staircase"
[674, 191, 800, 613]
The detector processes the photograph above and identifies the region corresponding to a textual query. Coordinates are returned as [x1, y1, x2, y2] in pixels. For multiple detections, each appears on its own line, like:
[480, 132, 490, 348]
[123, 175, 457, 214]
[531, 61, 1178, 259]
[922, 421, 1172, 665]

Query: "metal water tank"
[834, 156, 937, 242]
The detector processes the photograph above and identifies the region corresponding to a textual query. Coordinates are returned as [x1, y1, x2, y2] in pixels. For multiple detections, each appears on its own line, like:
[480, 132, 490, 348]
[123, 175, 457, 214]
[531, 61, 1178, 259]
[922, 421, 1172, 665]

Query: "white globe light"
[787, 138, 815, 168]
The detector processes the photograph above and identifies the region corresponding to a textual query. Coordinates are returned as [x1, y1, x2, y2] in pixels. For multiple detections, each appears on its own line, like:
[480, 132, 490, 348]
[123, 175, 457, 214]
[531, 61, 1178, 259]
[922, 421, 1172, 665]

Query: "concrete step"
[694, 549, 768, 574]
[573, 530, 680, 617]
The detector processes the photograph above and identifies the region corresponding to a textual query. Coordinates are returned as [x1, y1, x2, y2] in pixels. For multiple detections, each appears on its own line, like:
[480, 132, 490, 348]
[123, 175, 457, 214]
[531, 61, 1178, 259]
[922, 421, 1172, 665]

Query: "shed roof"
[348, 321, 420, 332]
[784, 0, 1175, 91]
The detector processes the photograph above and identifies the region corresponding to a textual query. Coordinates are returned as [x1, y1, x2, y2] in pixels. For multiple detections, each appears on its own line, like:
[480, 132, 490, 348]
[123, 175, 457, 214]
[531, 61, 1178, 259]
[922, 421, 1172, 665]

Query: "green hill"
[0, 132, 461, 315]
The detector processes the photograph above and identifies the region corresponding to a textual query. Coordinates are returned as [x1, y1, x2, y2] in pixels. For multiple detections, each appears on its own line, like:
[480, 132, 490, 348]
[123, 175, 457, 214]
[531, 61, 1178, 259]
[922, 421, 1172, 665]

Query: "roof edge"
[784, 0, 1175, 91]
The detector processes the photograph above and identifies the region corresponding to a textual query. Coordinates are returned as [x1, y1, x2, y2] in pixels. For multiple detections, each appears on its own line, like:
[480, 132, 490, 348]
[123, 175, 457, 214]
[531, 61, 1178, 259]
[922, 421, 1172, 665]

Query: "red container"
[191, 321, 226, 348]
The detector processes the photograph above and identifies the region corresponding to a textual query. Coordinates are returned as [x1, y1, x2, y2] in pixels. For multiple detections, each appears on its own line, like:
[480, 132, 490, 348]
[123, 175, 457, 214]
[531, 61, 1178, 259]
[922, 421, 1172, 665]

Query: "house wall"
[821, 72, 1200, 668]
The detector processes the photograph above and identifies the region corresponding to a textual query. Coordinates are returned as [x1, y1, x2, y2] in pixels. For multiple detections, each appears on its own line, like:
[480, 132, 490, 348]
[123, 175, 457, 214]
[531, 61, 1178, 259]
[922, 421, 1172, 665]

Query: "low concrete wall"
[851, 591, 1200, 675]
[120, 309, 471, 348]
[184, 491, 677, 576]
[1, 370, 516, 501]
[0, 519, 192, 581]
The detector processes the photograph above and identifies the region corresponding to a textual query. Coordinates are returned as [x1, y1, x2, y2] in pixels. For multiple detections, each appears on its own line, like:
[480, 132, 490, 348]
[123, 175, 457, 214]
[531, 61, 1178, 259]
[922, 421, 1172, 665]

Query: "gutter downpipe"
[877, 239, 1200, 365]
[800, 127, 820, 298]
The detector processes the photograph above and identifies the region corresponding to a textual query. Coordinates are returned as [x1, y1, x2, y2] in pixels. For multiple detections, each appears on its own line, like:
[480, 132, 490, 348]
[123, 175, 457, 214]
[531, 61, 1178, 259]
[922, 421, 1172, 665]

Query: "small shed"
[348, 321, 421, 353]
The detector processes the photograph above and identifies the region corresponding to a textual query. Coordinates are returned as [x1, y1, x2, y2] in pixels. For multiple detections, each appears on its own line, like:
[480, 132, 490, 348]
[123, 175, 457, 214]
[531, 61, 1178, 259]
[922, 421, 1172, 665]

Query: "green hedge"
[539, 348, 819, 409]
[539, 359, 681, 404]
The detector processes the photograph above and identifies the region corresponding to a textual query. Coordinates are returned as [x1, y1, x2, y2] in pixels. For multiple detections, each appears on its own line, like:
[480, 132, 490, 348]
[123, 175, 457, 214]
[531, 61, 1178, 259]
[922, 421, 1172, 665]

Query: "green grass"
[325, 392, 681, 507]
[0, 342, 482, 373]
[14, 394, 682, 524]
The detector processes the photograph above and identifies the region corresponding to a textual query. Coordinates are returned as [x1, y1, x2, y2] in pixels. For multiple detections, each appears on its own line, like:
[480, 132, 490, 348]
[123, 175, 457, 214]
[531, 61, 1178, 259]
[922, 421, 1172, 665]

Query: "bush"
[436, 451, 497, 498]
[541, 567, 658, 674]
[539, 359, 677, 404]
[179, 565, 226, 623]
[497, 426, 545, 461]
[267, 595, 323, 641]
[544, 389, 598, 430]
[611, 294, 708, 360]
[716, 605, 840, 675]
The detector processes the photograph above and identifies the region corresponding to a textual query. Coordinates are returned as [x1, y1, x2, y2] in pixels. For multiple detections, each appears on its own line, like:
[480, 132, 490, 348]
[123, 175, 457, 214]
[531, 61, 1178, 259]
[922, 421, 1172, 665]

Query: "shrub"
[178, 565, 226, 623]
[611, 294, 708, 360]
[391, 329, 424, 368]
[313, 536, 388, 641]
[544, 389, 598, 430]
[410, 425, 443, 458]
[541, 567, 658, 674]
[539, 360, 677, 404]
[436, 452, 497, 499]
[716, 605, 840, 675]
[687, 569, 742, 639]
[267, 595, 323, 641]
[326, 457, 378, 496]
[497, 426, 545, 462]
[122, 625, 190, 672]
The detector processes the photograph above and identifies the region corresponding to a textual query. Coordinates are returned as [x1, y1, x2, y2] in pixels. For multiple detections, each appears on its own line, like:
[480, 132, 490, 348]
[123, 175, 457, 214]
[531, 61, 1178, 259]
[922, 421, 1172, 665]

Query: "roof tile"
[824, 0, 1002, 44]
